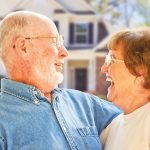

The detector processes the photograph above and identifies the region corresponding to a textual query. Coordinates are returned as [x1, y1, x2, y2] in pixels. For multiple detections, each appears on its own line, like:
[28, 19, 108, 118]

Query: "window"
[69, 23, 93, 45]
[75, 23, 88, 44]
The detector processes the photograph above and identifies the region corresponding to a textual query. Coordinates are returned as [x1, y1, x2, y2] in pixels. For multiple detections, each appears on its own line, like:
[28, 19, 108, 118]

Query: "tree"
[135, 0, 150, 26]
[86, 0, 150, 27]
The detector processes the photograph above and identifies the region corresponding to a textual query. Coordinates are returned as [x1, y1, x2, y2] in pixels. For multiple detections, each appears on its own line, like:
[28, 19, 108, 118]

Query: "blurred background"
[0, 0, 149, 98]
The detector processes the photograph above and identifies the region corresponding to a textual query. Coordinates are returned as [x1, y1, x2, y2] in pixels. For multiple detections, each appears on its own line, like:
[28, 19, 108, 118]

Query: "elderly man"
[0, 11, 120, 150]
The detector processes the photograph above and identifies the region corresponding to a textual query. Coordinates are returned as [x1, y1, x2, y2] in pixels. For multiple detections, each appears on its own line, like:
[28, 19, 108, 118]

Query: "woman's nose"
[101, 63, 108, 73]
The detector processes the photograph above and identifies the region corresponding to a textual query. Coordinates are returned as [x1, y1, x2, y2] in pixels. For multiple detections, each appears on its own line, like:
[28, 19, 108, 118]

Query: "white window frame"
[74, 23, 89, 45]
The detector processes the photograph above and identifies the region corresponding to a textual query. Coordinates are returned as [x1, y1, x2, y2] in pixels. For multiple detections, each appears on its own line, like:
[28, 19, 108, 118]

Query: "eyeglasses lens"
[105, 54, 111, 66]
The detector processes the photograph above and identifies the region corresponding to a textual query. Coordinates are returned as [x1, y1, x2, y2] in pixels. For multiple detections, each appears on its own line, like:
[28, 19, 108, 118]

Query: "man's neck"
[44, 92, 52, 102]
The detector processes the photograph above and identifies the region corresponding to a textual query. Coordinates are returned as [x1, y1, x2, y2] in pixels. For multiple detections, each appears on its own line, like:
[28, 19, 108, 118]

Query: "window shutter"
[54, 21, 59, 31]
[69, 23, 74, 44]
[88, 23, 93, 44]
[97, 22, 108, 42]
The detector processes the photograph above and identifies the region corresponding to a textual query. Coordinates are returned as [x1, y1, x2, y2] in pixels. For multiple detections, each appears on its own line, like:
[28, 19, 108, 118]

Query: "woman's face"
[101, 46, 141, 107]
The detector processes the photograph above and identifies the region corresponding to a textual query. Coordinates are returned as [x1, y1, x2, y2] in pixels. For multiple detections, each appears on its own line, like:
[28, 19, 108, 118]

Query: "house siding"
[97, 22, 108, 43]
[95, 57, 109, 98]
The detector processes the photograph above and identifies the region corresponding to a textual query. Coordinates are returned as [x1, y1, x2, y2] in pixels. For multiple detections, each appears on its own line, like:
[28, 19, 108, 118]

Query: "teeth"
[106, 77, 114, 86]
[106, 78, 112, 82]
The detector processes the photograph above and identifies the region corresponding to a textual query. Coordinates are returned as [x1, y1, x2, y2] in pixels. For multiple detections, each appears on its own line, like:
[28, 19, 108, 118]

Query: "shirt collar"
[1, 78, 62, 104]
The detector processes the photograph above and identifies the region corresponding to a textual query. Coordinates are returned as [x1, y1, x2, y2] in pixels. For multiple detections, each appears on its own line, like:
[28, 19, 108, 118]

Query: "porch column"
[88, 58, 96, 91]
[63, 59, 68, 88]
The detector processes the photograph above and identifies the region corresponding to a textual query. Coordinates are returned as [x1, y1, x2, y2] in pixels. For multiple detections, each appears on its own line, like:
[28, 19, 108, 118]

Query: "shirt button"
[33, 99, 39, 105]
[62, 126, 67, 132]
[34, 90, 38, 94]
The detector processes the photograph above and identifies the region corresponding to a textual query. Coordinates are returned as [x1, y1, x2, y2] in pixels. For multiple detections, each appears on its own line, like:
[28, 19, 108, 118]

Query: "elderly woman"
[100, 27, 150, 150]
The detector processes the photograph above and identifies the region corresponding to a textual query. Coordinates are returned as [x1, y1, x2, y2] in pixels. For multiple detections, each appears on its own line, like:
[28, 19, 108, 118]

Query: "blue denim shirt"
[0, 78, 121, 150]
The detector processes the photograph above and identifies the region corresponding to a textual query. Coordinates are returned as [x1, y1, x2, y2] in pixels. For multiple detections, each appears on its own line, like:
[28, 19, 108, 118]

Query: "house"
[0, 0, 111, 97]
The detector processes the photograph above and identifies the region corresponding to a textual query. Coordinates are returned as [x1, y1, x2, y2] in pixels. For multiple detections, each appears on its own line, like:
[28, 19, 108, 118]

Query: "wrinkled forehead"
[27, 15, 58, 36]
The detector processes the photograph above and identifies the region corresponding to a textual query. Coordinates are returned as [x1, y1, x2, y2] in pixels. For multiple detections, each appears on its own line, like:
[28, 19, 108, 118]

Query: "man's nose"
[59, 46, 69, 58]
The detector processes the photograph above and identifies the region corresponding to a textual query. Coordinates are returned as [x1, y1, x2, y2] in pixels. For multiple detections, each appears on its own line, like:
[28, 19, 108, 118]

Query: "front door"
[75, 68, 87, 91]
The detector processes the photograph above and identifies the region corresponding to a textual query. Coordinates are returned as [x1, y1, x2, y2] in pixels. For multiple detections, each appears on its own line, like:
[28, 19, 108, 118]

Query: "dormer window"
[75, 23, 88, 44]
[69, 22, 93, 46]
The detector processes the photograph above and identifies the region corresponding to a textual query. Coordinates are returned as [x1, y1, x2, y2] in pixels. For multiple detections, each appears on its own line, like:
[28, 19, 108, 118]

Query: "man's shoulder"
[59, 88, 116, 108]
[61, 88, 86, 93]
[60, 88, 88, 96]
[59, 88, 98, 106]
[60, 88, 98, 100]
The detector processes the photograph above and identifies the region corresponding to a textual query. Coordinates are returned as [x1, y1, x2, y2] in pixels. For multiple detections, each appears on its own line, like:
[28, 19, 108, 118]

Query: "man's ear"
[13, 37, 28, 56]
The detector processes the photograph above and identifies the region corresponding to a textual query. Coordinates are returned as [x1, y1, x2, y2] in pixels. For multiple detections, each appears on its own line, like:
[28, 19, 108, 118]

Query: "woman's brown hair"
[107, 27, 150, 89]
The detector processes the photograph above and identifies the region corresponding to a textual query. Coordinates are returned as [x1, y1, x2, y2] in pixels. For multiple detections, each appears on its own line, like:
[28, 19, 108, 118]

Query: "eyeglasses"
[105, 53, 124, 66]
[25, 35, 64, 49]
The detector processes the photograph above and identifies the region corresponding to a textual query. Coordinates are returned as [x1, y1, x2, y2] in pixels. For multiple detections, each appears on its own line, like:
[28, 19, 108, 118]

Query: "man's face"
[101, 46, 137, 107]
[26, 21, 68, 93]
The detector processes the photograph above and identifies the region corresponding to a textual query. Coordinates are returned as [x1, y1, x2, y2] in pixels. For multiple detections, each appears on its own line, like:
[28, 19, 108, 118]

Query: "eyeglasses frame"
[13, 35, 64, 49]
[105, 53, 124, 66]
[24, 35, 64, 49]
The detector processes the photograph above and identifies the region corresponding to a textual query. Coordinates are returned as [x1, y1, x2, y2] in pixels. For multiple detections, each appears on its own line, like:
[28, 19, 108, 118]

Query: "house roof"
[93, 36, 109, 52]
[0, 0, 96, 18]
[55, 0, 96, 14]
[0, 0, 23, 17]
[0, 0, 68, 18]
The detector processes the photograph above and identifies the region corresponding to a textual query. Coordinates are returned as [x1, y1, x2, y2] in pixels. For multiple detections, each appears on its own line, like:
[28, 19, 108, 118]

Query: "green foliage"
[135, 0, 150, 26]
[86, 0, 150, 27]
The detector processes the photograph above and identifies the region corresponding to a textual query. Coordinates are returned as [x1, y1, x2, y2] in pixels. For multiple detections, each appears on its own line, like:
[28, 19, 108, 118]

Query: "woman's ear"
[135, 75, 145, 86]
[135, 65, 147, 86]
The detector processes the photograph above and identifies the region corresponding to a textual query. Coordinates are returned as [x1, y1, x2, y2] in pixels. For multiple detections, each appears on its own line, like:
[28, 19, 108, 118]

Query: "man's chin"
[57, 74, 64, 84]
